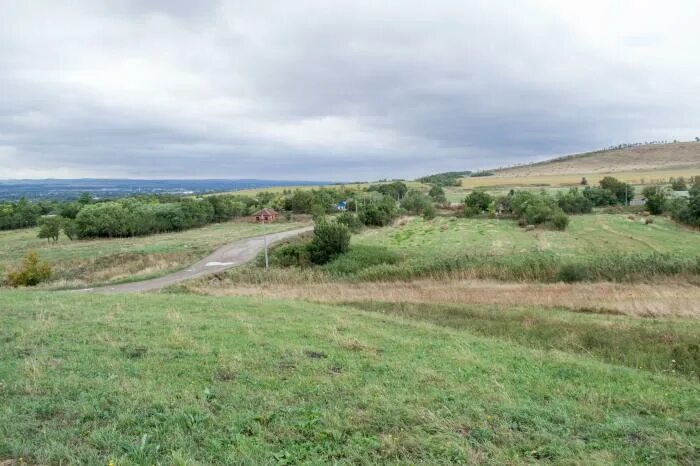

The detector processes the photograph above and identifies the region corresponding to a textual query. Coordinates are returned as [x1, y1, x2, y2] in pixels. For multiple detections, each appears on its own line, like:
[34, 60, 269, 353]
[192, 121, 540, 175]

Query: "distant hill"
[495, 141, 700, 177]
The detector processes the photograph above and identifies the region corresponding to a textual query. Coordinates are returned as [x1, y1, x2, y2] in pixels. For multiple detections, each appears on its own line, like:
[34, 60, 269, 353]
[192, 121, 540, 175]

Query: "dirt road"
[78, 226, 313, 293]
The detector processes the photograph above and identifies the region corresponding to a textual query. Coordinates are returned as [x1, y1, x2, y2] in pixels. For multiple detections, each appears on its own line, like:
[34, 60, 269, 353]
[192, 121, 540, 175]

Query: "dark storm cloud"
[1, 0, 699, 179]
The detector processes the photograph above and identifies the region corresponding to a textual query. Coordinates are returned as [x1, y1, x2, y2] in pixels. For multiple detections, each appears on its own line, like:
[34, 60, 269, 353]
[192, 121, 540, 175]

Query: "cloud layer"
[1, 0, 699, 180]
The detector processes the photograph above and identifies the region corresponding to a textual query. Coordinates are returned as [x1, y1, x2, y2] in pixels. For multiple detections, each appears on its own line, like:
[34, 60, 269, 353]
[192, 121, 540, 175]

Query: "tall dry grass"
[182, 278, 700, 317]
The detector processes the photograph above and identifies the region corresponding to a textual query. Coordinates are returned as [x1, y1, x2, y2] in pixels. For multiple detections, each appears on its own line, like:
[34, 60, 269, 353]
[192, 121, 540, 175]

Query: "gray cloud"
[1, 0, 699, 180]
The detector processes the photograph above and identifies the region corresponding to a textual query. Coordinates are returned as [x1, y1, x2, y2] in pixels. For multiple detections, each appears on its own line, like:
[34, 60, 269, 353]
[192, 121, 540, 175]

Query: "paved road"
[78, 226, 313, 293]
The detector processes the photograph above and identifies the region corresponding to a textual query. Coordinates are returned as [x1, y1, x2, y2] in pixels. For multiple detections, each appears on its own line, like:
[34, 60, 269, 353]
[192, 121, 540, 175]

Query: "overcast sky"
[1, 1, 699, 181]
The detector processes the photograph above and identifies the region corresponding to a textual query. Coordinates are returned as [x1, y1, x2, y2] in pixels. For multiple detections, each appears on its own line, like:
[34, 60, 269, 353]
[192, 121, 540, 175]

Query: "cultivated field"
[1, 291, 697, 464]
[0, 220, 307, 288]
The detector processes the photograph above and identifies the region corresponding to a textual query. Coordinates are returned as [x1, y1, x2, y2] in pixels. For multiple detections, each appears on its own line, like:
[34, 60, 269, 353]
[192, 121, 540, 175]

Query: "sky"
[1, 0, 699, 181]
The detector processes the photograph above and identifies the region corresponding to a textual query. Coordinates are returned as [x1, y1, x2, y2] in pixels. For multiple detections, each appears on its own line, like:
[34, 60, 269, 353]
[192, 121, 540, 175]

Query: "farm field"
[1, 291, 698, 464]
[0, 220, 307, 288]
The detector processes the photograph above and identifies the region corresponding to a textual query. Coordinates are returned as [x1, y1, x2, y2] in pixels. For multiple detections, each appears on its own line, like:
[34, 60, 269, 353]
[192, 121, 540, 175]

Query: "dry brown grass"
[495, 141, 700, 177]
[183, 278, 700, 317]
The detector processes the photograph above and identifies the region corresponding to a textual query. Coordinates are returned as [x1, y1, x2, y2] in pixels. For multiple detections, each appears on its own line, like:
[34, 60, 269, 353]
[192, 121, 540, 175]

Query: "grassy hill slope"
[496, 141, 700, 177]
[1, 291, 698, 464]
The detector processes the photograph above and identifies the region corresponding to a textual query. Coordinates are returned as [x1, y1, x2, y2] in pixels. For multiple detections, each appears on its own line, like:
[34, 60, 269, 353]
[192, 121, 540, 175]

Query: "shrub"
[269, 243, 312, 268]
[557, 189, 593, 214]
[428, 184, 447, 203]
[557, 263, 587, 283]
[6, 251, 52, 287]
[324, 245, 400, 275]
[359, 196, 397, 226]
[400, 191, 434, 216]
[336, 212, 363, 232]
[308, 220, 351, 265]
[464, 190, 492, 216]
[422, 203, 437, 220]
[547, 210, 570, 230]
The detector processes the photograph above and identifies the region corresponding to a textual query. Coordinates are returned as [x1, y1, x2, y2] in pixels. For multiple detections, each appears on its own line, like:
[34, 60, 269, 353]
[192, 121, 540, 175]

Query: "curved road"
[79, 226, 313, 293]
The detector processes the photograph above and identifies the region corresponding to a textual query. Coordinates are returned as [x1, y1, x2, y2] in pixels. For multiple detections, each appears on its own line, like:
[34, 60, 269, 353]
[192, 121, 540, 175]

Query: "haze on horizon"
[1, 0, 699, 181]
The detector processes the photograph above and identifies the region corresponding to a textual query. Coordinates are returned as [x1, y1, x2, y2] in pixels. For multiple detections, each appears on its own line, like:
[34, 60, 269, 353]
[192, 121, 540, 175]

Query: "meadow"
[205, 214, 700, 290]
[0, 220, 307, 288]
[1, 291, 698, 464]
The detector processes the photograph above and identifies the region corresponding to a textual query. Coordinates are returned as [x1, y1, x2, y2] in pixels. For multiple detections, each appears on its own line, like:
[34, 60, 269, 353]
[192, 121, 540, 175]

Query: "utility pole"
[262, 218, 269, 270]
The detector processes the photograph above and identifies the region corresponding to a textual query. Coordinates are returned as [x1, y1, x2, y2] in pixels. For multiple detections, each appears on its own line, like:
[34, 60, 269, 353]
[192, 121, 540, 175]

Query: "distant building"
[630, 198, 646, 206]
[254, 208, 277, 223]
[336, 201, 348, 211]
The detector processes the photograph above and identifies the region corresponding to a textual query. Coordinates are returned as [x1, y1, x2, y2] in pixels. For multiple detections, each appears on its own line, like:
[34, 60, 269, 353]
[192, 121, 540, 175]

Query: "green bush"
[464, 190, 492, 215]
[308, 221, 351, 265]
[336, 212, 363, 232]
[6, 251, 52, 287]
[267, 243, 312, 268]
[547, 210, 570, 231]
[556, 263, 588, 282]
[324, 245, 400, 275]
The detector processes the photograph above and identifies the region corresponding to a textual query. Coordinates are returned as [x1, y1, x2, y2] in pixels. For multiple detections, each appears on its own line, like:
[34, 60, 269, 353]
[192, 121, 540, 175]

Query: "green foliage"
[400, 190, 434, 216]
[464, 190, 492, 216]
[264, 242, 312, 268]
[37, 216, 62, 243]
[672, 181, 700, 226]
[422, 203, 437, 220]
[547, 210, 570, 230]
[599, 176, 635, 205]
[428, 184, 447, 203]
[507, 191, 569, 229]
[308, 220, 351, 265]
[61, 218, 78, 240]
[367, 181, 408, 200]
[416, 171, 469, 186]
[358, 196, 397, 226]
[6, 250, 52, 287]
[642, 186, 666, 215]
[557, 188, 593, 214]
[582, 186, 618, 206]
[0, 197, 43, 230]
[335, 212, 363, 233]
[470, 170, 494, 177]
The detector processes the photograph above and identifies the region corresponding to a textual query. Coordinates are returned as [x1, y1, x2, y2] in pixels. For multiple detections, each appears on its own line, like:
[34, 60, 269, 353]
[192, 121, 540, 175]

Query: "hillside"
[495, 141, 700, 177]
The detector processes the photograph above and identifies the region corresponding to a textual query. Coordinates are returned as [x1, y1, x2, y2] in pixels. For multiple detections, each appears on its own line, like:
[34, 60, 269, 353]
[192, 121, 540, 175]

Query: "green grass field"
[1, 290, 698, 464]
[353, 214, 700, 259]
[0, 220, 307, 288]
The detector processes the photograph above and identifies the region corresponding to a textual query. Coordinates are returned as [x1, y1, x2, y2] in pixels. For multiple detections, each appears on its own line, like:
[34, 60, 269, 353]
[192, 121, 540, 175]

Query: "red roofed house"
[254, 208, 277, 223]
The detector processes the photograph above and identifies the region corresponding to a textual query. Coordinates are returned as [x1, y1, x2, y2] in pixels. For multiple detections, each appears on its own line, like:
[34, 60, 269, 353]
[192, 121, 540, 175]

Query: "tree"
[464, 190, 492, 216]
[37, 216, 62, 243]
[428, 184, 447, 203]
[580, 177, 588, 186]
[77, 192, 93, 205]
[599, 176, 634, 205]
[400, 191, 434, 216]
[308, 220, 351, 264]
[642, 186, 666, 215]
